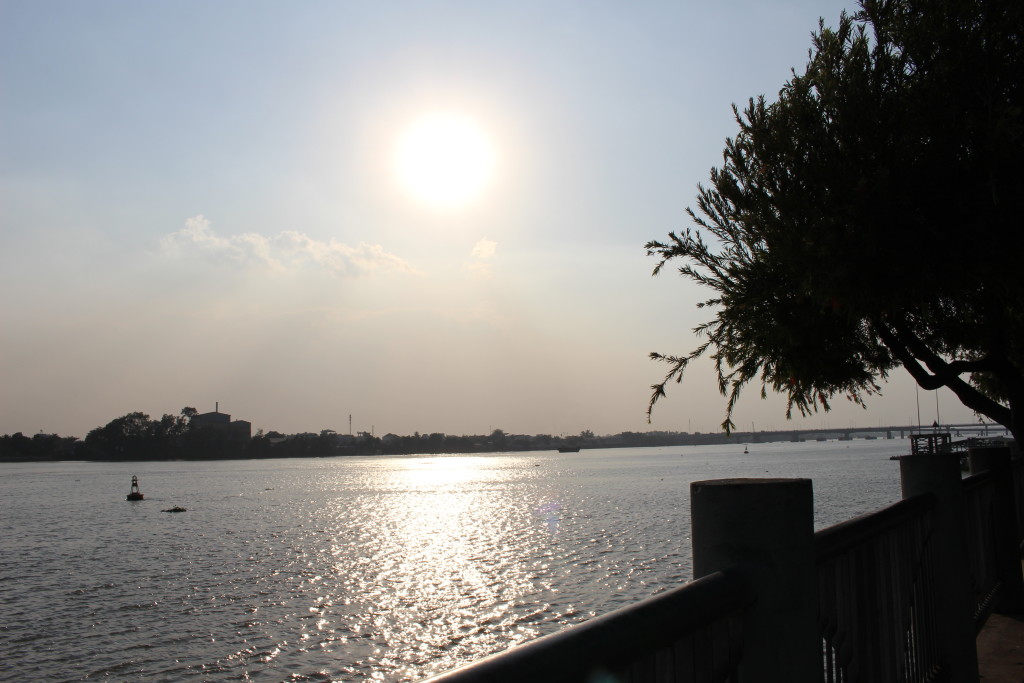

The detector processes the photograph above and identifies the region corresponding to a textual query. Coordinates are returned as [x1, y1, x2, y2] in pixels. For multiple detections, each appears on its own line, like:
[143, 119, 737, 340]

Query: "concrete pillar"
[691, 478, 819, 683]
[968, 445, 1024, 613]
[899, 453, 979, 680]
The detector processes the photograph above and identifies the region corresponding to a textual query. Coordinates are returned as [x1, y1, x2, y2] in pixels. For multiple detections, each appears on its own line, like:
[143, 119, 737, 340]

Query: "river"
[0, 439, 909, 682]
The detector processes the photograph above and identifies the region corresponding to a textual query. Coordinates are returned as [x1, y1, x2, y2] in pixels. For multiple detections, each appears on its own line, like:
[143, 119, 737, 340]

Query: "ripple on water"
[0, 443, 906, 681]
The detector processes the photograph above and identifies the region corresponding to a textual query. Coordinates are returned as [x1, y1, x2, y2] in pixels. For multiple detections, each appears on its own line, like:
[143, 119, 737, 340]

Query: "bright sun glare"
[394, 112, 496, 209]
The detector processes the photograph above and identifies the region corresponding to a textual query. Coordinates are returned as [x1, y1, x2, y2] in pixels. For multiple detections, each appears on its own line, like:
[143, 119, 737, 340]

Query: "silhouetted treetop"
[647, 0, 1024, 438]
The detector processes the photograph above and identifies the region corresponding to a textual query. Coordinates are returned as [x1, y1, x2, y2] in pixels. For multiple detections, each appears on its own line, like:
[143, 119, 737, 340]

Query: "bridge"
[738, 422, 1010, 444]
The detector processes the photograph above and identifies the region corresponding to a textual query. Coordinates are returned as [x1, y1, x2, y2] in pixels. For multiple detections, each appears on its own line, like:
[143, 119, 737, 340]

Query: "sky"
[0, 1, 981, 439]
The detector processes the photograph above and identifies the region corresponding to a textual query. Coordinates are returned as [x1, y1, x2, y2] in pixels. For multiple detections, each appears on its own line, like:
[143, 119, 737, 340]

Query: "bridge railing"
[420, 568, 754, 683]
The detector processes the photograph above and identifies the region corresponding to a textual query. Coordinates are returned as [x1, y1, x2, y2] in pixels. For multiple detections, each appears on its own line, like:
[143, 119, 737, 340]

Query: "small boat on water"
[126, 475, 144, 501]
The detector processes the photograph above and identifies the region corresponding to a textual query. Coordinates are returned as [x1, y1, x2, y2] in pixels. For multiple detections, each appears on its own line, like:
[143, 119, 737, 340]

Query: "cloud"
[470, 238, 497, 260]
[467, 238, 497, 277]
[160, 215, 414, 276]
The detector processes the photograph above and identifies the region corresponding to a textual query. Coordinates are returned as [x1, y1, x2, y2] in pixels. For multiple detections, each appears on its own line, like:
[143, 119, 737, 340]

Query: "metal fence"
[814, 494, 942, 683]
[424, 496, 947, 683]
[1014, 454, 1024, 549]
[962, 470, 1001, 630]
[421, 568, 754, 683]
[422, 450, 1021, 683]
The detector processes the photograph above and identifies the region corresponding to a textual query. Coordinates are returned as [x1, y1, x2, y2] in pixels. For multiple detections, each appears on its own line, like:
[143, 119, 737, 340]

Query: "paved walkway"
[978, 557, 1024, 682]
[977, 611, 1024, 682]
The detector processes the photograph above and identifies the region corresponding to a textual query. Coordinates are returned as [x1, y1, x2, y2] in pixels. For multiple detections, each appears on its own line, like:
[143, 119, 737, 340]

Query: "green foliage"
[647, 0, 1024, 434]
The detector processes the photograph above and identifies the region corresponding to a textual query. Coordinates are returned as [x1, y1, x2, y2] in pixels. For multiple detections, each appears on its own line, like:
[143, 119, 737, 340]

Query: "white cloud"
[470, 238, 497, 260]
[467, 238, 497, 277]
[160, 215, 414, 276]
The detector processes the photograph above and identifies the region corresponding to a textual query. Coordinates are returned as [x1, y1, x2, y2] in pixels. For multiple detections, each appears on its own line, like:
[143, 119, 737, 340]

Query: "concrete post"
[691, 478, 819, 683]
[899, 453, 979, 680]
[968, 445, 1024, 613]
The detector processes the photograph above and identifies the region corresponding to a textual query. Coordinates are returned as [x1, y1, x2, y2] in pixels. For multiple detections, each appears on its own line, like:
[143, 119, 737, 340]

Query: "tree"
[85, 412, 154, 458]
[489, 428, 507, 450]
[646, 0, 1024, 439]
[0, 432, 78, 461]
[82, 406, 219, 459]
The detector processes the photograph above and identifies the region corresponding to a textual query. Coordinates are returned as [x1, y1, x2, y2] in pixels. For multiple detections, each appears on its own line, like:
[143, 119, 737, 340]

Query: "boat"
[558, 447, 580, 453]
[126, 475, 144, 501]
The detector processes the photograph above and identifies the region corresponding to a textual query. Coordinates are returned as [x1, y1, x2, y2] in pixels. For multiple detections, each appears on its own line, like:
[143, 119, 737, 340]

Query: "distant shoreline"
[2, 423, 1002, 463]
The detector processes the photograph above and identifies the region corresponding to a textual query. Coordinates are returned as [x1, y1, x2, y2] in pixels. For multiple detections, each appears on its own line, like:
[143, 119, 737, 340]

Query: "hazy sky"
[1, 1, 979, 439]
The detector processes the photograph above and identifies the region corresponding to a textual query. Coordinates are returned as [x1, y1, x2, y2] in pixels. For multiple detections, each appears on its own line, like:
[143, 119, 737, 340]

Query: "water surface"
[0, 440, 907, 681]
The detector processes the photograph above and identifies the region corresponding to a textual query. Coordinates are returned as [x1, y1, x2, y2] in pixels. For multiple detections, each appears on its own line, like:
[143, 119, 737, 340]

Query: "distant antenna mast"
[216, 401, 219, 413]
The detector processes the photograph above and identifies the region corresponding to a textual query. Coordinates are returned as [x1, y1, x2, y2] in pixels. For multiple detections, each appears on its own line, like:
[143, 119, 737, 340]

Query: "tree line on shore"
[0, 408, 751, 462]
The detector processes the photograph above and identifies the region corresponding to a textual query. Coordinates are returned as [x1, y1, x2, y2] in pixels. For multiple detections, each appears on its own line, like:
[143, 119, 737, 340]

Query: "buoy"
[126, 475, 144, 501]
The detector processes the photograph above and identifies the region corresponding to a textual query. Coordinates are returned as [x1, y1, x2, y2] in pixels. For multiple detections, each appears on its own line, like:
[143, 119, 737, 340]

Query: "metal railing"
[422, 449, 1021, 683]
[962, 470, 1001, 629]
[420, 568, 754, 683]
[1013, 454, 1024, 548]
[814, 494, 942, 683]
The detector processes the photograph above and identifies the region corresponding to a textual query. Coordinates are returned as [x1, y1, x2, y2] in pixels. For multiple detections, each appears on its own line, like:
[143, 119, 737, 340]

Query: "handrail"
[814, 492, 936, 561]
[420, 568, 755, 683]
[962, 469, 992, 493]
[421, 458, 1018, 683]
[961, 468, 1001, 629]
[815, 492, 941, 682]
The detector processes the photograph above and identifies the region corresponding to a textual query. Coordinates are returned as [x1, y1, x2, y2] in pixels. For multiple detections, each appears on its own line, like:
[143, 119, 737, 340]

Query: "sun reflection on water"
[2, 449, 715, 682]
[315, 456, 561, 680]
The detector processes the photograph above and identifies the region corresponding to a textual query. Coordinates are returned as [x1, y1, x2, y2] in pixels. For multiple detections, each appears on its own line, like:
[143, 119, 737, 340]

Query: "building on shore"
[190, 405, 251, 441]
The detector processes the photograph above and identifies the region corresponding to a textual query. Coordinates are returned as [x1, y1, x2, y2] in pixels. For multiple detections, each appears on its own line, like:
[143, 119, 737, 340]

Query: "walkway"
[977, 558, 1024, 682]
[977, 612, 1024, 681]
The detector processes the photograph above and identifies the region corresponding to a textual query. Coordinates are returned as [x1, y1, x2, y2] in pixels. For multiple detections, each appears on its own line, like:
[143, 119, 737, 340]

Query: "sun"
[394, 112, 496, 209]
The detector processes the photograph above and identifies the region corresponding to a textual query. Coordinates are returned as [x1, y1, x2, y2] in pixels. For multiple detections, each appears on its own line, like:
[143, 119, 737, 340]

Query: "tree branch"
[874, 318, 1013, 426]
